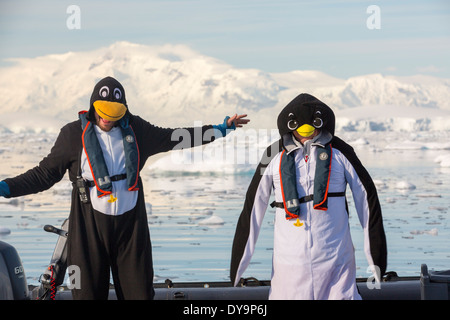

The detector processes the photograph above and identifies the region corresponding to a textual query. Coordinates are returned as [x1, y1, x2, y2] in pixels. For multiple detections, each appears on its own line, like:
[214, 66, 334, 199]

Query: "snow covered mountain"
[0, 41, 449, 133]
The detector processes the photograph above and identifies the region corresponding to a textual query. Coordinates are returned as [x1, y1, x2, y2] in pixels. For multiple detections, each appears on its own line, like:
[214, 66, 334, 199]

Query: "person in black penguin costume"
[230, 93, 387, 299]
[0, 76, 249, 300]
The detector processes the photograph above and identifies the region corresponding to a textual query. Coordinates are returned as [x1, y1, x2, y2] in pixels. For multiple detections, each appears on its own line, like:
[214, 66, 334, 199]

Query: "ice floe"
[435, 153, 450, 167]
[410, 228, 439, 236]
[395, 181, 416, 190]
[0, 226, 11, 235]
[198, 215, 225, 226]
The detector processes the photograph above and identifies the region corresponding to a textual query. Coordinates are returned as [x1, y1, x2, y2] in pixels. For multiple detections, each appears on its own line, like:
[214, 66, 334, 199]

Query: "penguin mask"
[90, 76, 127, 122]
[277, 93, 335, 141]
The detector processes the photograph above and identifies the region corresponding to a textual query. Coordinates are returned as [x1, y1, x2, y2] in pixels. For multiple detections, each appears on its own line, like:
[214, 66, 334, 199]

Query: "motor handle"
[43, 225, 68, 237]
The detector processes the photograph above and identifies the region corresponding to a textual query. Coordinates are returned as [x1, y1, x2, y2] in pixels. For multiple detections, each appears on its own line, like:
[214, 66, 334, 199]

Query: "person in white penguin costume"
[230, 93, 387, 300]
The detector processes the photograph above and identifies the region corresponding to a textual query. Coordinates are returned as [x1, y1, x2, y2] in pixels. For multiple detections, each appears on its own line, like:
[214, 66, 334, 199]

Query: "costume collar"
[282, 130, 332, 155]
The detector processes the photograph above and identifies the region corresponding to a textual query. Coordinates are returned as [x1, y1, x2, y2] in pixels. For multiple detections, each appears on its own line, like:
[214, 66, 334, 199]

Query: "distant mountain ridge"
[0, 41, 449, 133]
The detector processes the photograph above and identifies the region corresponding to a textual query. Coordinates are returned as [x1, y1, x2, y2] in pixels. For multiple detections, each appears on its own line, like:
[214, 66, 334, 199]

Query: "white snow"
[0, 41, 449, 133]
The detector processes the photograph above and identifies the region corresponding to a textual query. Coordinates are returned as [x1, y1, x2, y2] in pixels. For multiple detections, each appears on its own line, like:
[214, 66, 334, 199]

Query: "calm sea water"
[0, 132, 449, 286]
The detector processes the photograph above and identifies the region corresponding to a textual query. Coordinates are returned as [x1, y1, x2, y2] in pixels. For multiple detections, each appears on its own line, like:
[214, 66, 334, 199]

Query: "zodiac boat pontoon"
[1, 220, 449, 300]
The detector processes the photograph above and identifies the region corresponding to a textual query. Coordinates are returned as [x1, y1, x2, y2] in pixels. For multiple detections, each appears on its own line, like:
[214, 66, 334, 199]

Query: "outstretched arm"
[136, 114, 250, 159]
[2, 122, 79, 198]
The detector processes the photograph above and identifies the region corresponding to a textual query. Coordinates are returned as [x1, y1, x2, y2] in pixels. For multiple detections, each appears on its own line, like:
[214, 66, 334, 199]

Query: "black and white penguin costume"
[230, 93, 387, 300]
[4, 76, 225, 299]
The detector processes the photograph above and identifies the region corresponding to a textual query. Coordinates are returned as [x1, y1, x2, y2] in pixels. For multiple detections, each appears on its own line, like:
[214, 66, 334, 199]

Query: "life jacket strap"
[85, 174, 127, 188]
[270, 192, 345, 209]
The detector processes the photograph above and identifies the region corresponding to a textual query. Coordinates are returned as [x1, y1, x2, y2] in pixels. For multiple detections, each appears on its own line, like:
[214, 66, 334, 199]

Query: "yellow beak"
[93, 100, 127, 121]
[296, 124, 315, 137]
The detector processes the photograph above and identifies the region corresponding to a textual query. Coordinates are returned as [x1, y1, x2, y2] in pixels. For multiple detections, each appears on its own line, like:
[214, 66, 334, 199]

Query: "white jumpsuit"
[230, 132, 387, 300]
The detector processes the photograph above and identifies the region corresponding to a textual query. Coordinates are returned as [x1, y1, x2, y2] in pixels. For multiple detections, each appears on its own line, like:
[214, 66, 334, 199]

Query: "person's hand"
[226, 114, 250, 128]
[0, 181, 10, 197]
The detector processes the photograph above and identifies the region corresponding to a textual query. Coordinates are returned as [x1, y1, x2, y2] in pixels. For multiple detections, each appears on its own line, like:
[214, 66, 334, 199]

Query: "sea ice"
[435, 154, 450, 167]
[395, 181, 416, 190]
[373, 179, 387, 190]
[410, 228, 438, 236]
[415, 193, 441, 198]
[0, 227, 11, 235]
[385, 141, 425, 150]
[349, 138, 369, 146]
[202, 209, 214, 216]
[428, 206, 447, 212]
[198, 215, 224, 226]
[385, 197, 396, 203]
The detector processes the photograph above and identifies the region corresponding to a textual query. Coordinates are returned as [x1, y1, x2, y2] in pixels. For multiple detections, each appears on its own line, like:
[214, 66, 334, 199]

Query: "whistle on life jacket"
[108, 194, 118, 203]
[293, 218, 303, 227]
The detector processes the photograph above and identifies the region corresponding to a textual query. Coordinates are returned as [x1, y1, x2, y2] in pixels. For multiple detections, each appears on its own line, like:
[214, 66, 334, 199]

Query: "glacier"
[0, 41, 449, 134]
[1, 41, 449, 174]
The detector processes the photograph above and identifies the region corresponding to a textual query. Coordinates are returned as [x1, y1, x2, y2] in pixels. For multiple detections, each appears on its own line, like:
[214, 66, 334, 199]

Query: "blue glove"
[213, 116, 236, 138]
[0, 181, 10, 197]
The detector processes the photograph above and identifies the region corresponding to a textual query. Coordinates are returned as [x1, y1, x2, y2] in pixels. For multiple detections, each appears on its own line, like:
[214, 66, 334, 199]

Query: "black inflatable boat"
[1, 220, 449, 300]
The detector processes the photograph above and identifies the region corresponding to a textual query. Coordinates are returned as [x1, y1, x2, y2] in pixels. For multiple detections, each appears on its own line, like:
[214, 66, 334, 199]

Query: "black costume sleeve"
[131, 115, 217, 162]
[332, 136, 387, 277]
[230, 140, 282, 286]
[4, 121, 81, 197]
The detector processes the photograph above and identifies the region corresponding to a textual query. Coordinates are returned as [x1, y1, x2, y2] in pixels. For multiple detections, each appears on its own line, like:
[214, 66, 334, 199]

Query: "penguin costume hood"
[88, 76, 130, 123]
[277, 93, 335, 152]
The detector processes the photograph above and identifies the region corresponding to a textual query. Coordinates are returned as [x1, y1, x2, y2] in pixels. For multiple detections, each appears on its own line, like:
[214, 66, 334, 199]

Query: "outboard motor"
[0, 241, 29, 300]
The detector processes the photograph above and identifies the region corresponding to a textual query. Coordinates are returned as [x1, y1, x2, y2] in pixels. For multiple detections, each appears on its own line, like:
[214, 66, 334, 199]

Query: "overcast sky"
[1, 0, 449, 78]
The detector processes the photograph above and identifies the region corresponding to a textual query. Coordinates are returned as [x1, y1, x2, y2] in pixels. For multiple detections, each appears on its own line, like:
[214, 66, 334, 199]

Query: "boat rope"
[49, 265, 56, 300]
